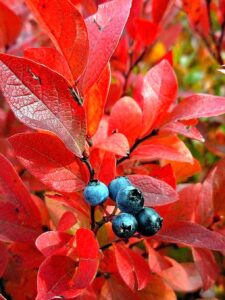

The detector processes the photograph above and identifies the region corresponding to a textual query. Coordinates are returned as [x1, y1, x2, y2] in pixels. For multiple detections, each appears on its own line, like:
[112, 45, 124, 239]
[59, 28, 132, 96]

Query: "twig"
[100, 239, 123, 251]
[122, 49, 147, 96]
[81, 154, 96, 230]
[117, 129, 159, 165]
[90, 206, 95, 231]
[204, 0, 223, 64]
[82, 157, 95, 180]
[206, 0, 217, 46]
[218, 21, 225, 54]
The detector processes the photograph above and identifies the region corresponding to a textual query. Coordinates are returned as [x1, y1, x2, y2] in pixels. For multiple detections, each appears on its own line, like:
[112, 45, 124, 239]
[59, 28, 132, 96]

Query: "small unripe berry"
[136, 207, 163, 236]
[108, 176, 132, 201]
[116, 186, 144, 215]
[83, 180, 109, 206]
[112, 213, 138, 238]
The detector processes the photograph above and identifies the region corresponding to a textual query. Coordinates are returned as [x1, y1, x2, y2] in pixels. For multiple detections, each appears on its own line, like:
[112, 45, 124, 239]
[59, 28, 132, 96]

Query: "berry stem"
[117, 129, 159, 165]
[100, 204, 111, 217]
[82, 157, 95, 180]
[94, 206, 118, 234]
[111, 205, 118, 216]
[90, 206, 95, 230]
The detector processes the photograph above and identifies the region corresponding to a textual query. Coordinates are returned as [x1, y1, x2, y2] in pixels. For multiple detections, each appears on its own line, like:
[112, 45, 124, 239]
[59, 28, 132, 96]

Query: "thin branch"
[100, 239, 122, 251]
[82, 157, 95, 180]
[195, 27, 221, 64]
[117, 129, 159, 165]
[122, 48, 147, 96]
[204, 0, 224, 64]
[206, 0, 217, 46]
[90, 206, 95, 231]
[218, 21, 225, 54]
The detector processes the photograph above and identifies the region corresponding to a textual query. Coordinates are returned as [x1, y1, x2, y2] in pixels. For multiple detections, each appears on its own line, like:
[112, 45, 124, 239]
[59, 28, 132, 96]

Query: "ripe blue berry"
[83, 180, 109, 206]
[112, 213, 138, 238]
[116, 186, 144, 215]
[136, 207, 163, 236]
[108, 176, 132, 201]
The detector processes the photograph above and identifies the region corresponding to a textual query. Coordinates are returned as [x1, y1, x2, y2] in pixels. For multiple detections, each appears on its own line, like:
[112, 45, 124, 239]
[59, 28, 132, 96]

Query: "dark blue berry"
[83, 180, 109, 206]
[108, 176, 132, 201]
[116, 186, 144, 215]
[112, 213, 138, 238]
[136, 207, 163, 236]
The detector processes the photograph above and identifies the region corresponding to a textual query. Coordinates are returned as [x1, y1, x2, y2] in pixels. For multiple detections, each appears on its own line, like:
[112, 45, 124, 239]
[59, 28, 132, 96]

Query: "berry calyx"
[116, 186, 144, 215]
[136, 207, 163, 236]
[112, 213, 138, 238]
[108, 176, 132, 201]
[83, 180, 109, 206]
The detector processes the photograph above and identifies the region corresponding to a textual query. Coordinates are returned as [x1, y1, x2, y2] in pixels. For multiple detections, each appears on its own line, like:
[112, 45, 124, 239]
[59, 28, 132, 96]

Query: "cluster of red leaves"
[0, 0, 225, 299]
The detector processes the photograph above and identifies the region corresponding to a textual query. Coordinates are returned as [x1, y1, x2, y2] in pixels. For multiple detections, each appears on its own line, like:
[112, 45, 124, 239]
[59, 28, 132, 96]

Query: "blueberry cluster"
[83, 177, 163, 238]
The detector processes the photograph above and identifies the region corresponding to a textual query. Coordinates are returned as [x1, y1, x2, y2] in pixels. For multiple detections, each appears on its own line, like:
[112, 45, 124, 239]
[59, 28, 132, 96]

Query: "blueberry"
[136, 207, 163, 236]
[116, 186, 144, 215]
[112, 213, 138, 238]
[108, 176, 132, 201]
[83, 180, 109, 206]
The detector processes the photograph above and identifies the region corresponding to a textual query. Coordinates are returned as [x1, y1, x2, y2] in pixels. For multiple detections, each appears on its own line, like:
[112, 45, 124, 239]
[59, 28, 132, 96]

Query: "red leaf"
[90, 149, 116, 185]
[57, 211, 77, 232]
[128, 174, 177, 206]
[128, 249, 152, 290]
[219, 0, 225, 23]
[105, 75, 123, 113]
[196, 169, 214, 226]
[94, 133, 130, 157]
[0, 242, 9, 276]
[145, 241, 172, 274]
[0, 54, 86, 157]
[37, 255, 79, 300]
[162, 184, 201, 226]
[82, 0, 132, 92]
[158, 221, 225, 251]
[162, 121, 204, 142]
[75, 228, 99, 259]
[9, 132, 87, 193]
[126, 0, 143, 39]
[161, 24, 182, 50]
[114, 244, 151, 291]
[0, 153, 41, 243]
[168, 94, 225, 123]
[141, 59, 178, 136]
[84, 64, 111, 137]
[132, 134, 193, 163]
[192, 248, 219, 290]
[152, 0, 172, 23]
[100, 276, 137, 300]
[211, 158, 225, 216]
[35, 231, 72, 257]
[37, 229, 99, 299]
[9, 242, 44, 269]
[0, 2, 22, 48]
[114, 244, 135, 290]
[134, 19, 160, 46]
[25, 0, 88, 81]
[108, 97, 143, 146]
[183, 0, 210, 37]
[137, 274, 177, 300]
[24, 47, 74, 84]
[0, 295, 6, 300]
[150, 164, 176, 189]
[69, 229, 99, 290]
[161, 262, 202, 292]
[166, 159, 201, 182]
